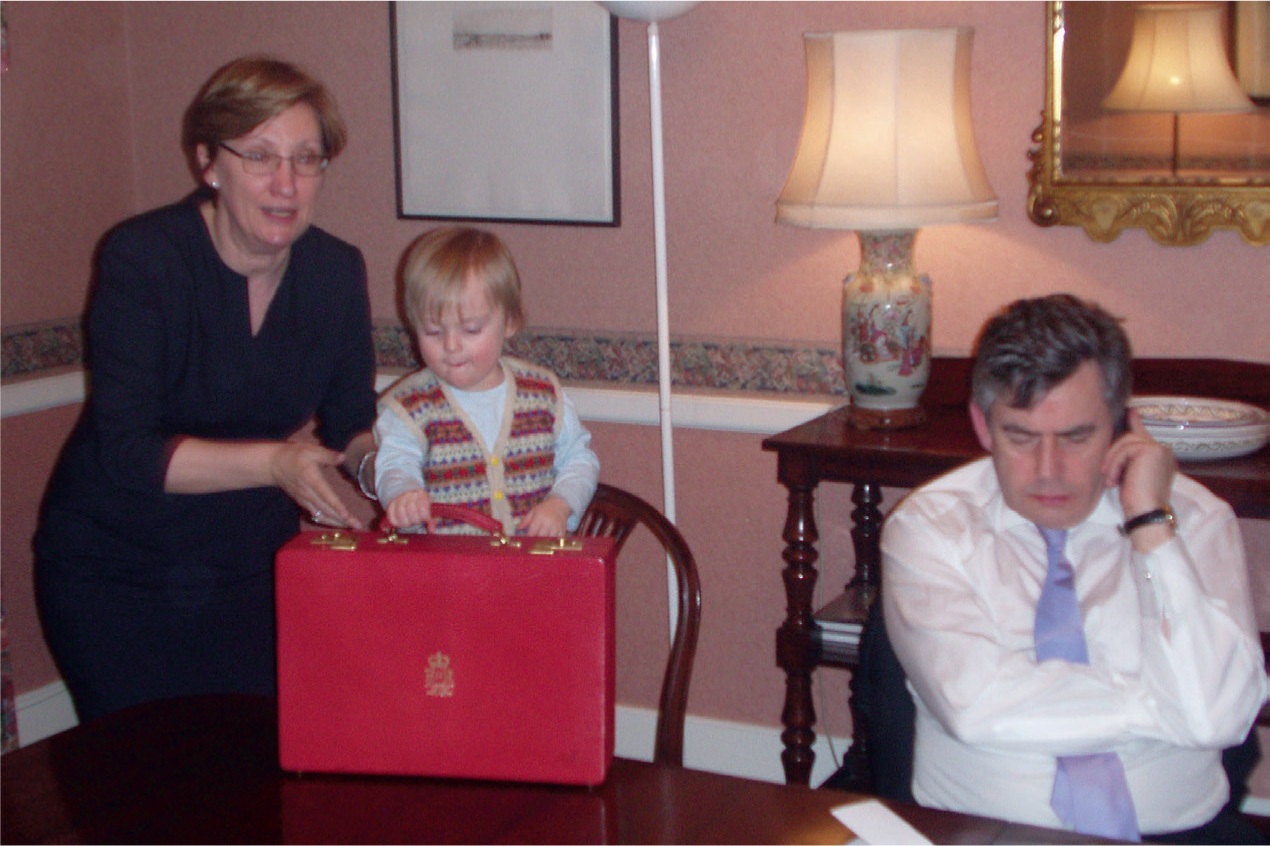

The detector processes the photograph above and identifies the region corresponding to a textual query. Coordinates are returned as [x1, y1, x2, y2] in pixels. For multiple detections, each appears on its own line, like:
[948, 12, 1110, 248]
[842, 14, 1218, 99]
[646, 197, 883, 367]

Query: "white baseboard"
[14, 680, 848, 786]
[1245, 796, 1270, 818]
[616, 702, 850, 786]
[17, 681, 1270, 816]
[15, 680, 79, 746]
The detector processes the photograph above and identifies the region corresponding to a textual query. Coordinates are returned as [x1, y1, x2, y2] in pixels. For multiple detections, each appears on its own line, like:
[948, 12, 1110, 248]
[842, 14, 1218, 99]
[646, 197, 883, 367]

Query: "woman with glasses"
[34, 56, 377, 722]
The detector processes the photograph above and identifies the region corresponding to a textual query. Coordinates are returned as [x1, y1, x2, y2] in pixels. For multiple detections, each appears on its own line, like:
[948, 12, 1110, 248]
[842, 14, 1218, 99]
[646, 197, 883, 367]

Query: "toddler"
[374, 227, 599, 536]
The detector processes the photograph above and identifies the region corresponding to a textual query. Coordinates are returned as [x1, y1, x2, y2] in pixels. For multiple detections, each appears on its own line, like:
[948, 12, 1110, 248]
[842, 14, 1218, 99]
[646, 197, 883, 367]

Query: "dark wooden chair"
[575, 483, 702, 766]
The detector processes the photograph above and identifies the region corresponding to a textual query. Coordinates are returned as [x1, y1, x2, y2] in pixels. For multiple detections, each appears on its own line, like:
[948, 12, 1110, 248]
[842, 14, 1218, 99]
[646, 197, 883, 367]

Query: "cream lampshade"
[1102, 2, 1255, 174]
[776, 28, 997, 429]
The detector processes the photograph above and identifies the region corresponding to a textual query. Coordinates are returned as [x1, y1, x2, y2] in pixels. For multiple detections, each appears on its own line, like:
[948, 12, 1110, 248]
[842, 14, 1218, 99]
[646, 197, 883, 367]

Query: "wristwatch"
[1119, 506, 1176, 536]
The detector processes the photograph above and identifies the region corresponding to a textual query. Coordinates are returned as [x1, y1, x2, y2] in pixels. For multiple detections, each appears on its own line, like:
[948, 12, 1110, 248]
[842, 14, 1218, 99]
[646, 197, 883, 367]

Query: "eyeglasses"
[217, 142, 329, 177]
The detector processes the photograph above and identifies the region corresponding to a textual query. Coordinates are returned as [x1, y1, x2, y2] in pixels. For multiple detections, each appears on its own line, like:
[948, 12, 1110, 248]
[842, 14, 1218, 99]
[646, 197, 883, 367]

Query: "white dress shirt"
[881, 457, 1267, 834]
[374, 376, 599, 531]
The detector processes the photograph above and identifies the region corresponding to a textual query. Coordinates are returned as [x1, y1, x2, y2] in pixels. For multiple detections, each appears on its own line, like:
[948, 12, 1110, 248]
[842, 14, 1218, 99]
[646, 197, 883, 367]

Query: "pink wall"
[2, 0, 1267, 778]
[7, 2, 1262, 355]
[0, 2, 133, 323]
[1, 407, 83, 694]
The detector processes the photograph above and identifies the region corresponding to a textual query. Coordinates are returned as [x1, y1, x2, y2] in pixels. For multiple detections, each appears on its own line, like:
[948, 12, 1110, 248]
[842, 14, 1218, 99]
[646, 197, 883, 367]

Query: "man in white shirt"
[882, 294, 1267, 842]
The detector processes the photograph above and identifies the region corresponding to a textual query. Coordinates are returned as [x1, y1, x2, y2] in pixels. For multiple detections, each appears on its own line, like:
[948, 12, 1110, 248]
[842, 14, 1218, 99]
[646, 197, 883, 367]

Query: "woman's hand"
[165, 436, 367, 530]
[516, 495, 572, 537]
[269, 439, 366, 530]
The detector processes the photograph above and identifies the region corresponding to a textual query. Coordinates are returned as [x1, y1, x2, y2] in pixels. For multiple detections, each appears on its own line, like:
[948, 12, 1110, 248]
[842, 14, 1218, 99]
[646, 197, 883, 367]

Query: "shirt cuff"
[378, 470, 422, 508]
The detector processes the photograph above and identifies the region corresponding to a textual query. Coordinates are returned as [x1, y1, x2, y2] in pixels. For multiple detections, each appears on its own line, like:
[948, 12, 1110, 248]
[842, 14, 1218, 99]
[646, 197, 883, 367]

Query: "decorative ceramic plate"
[1128, 396, 1269, 461]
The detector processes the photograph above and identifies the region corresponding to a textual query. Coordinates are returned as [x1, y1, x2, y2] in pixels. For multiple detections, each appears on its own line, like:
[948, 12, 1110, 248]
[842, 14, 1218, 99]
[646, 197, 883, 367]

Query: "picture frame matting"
[391, 2, 620, 225]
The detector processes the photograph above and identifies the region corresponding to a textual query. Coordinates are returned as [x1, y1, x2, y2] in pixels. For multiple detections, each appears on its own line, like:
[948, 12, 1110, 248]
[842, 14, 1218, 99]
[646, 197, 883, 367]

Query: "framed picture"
[391, 2, 619, 225]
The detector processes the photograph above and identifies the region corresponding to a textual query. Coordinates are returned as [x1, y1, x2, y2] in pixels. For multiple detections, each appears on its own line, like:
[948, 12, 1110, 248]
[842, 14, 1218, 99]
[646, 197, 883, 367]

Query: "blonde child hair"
[400, 227, 525, 332]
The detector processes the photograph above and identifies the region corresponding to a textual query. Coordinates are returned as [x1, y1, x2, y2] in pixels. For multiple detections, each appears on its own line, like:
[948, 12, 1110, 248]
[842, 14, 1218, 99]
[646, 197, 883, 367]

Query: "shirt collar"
[989, 473, 1125, 536]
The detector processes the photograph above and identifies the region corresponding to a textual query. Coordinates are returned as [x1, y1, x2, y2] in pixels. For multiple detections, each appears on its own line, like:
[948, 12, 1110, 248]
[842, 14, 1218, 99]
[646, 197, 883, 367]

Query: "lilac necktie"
[1035, 526, 1140, 842]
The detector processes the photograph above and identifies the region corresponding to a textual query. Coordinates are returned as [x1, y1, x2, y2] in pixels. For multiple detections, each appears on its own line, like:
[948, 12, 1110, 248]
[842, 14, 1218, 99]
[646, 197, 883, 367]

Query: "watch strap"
[1119, 506, 1175, 536]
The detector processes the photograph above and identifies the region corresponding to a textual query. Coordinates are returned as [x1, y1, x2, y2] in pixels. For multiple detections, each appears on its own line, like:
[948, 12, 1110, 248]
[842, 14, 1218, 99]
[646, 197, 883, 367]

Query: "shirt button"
[490, 457, 500, 466]
[493, 491, 505, 501]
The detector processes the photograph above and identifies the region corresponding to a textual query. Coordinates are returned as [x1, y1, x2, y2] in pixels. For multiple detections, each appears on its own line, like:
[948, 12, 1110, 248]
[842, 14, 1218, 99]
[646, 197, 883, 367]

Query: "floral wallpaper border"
[1, 320, 84, 379]
[2, 319, 848, 397]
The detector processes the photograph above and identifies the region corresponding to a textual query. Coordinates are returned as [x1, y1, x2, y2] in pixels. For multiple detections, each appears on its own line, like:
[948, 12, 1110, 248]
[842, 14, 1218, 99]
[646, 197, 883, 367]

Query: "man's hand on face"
[1102, 408, 1177, 551]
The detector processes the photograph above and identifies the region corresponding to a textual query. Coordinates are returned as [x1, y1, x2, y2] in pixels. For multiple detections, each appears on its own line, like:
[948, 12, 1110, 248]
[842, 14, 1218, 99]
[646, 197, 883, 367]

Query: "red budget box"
[275, 515, 616, 786]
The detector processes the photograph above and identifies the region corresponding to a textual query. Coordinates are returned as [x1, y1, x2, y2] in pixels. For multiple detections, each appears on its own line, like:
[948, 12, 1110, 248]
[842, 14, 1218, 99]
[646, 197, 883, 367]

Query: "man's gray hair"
[970, 294, 1132, 422]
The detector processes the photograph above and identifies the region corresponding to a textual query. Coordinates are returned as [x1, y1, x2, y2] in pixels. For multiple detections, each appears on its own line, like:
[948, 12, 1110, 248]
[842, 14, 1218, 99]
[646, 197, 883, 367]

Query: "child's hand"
[517, 495, 572, 537]
[385, 489, 436, 532]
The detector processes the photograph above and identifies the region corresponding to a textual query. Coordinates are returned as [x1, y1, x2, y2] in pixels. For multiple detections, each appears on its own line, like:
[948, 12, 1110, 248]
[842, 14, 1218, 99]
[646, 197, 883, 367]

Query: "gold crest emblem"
[426, 651, 455, 697]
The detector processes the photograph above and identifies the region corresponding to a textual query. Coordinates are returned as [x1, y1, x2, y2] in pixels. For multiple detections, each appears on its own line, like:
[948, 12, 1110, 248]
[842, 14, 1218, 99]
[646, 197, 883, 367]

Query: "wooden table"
[762, 357, 1270, 787]
[0, 694, 1097, 844]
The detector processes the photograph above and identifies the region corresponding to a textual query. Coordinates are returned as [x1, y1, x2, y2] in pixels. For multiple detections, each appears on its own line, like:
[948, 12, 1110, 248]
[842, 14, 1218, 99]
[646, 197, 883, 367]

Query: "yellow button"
[490, 457, 500, 466]
[493, 491, 505, 500]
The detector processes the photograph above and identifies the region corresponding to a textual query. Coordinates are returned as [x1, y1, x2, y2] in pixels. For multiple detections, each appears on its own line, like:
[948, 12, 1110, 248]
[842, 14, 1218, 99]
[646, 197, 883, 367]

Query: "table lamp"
[1102, 2, 1255, 176]
[776, 28, 997, 429]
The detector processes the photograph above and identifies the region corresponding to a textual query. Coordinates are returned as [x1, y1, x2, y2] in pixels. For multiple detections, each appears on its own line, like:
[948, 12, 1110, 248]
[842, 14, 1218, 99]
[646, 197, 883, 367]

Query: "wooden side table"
[762, 358, 1270, 787]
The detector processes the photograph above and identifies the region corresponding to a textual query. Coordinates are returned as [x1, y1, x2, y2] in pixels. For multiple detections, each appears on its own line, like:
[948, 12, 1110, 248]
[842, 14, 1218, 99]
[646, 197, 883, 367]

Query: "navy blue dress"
[35, 190, 376, 722]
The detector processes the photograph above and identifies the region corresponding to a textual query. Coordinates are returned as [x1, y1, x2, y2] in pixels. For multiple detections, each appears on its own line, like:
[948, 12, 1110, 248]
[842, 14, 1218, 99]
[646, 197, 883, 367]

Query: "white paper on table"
[832, 799, 933, 845]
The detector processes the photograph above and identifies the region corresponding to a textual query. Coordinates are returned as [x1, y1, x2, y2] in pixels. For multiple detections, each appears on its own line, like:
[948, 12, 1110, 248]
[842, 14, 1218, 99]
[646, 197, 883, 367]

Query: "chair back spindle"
[575, 483, 701, 766]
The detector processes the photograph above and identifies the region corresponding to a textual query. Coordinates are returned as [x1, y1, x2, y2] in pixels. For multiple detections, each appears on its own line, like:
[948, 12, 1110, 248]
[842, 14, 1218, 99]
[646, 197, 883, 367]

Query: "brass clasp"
[489, 533, 523, 549]
[310, 531, 358, 551]
[377, 530, 408, 545]
[529, 538, 584, 555]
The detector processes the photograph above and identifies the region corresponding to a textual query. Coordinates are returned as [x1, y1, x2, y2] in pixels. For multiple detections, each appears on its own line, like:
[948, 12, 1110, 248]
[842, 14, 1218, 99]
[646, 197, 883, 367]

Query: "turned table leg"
[776, 482, 818, 785]
[842, 482, 884, 790]
[848, 482, 884, 592]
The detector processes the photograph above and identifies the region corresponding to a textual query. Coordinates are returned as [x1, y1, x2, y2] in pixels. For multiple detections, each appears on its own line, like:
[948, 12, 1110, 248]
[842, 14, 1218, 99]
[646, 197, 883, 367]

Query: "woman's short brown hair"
[400, 227, 525, 333]
[182, 56, 347, 173]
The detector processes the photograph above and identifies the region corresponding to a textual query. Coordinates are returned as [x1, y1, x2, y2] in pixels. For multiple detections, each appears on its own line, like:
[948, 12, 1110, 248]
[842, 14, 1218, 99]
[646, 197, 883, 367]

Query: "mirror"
[1028, 1, 1270, 246]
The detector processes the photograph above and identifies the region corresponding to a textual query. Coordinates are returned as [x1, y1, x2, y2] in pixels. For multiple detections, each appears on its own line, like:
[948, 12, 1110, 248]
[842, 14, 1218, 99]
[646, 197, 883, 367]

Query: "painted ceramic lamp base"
[843, 230, 931, 430]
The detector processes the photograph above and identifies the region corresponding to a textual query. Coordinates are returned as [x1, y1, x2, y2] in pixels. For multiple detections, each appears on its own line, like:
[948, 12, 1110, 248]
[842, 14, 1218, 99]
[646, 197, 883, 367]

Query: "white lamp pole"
[599, 0, 698, 639]
[647, 19, 675, 525]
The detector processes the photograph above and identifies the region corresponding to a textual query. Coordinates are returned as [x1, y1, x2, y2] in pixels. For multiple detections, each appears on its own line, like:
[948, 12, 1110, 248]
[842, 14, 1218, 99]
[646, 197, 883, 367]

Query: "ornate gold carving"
[1027, 2, 1270, 246]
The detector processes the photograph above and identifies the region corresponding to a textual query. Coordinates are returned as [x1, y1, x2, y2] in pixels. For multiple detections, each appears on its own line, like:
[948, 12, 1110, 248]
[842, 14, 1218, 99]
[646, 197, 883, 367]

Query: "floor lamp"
[599, 1, 698, 637]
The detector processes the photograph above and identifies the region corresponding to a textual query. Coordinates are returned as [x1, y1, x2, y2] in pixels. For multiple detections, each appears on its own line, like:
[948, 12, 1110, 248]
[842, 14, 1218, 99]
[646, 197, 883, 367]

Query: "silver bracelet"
[357, 450, 378, 501]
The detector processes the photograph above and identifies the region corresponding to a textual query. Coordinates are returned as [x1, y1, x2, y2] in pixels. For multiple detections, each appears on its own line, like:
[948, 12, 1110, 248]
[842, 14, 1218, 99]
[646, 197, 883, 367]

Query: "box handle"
[375, 504, 518, 548]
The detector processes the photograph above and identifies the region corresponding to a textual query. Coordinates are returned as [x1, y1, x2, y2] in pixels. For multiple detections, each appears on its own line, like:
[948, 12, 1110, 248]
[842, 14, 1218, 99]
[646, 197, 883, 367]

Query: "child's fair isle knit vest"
[380, 357, 562, 535]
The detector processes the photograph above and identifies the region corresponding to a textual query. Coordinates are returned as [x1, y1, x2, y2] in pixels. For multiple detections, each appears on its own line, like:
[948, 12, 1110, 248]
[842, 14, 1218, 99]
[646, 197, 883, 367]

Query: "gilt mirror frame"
[1027, 1, 1270, 246]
